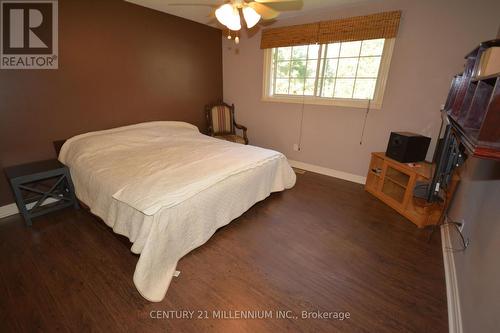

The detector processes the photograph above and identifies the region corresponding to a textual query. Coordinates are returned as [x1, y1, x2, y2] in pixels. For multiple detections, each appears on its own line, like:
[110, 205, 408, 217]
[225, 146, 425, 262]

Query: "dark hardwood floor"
[0, 171, 447, 332]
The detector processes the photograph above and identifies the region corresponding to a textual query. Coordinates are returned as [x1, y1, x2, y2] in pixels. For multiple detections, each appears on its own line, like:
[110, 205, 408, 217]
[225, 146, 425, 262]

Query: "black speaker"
[386, 132, 431, 163]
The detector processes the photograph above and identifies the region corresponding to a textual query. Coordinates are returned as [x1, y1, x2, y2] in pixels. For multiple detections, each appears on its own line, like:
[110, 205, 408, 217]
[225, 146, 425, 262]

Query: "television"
[425, 110, 466, 203]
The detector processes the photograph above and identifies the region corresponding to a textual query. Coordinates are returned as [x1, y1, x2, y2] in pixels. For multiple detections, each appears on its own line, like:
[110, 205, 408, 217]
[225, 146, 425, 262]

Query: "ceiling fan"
[213, 0, 298, 30]
[169, 0, 301, 34]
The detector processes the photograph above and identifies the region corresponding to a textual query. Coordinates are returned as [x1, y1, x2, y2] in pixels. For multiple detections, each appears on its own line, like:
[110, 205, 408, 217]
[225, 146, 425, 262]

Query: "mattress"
[59, 121, 296, 301]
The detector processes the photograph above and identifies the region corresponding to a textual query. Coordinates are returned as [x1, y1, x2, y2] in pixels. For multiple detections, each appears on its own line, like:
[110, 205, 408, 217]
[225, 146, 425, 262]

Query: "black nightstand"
[4, 159, 79, 226]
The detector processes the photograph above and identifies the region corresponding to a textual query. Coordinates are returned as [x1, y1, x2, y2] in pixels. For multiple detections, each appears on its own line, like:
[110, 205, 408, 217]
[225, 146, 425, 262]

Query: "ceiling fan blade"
[167, 3, 220, 8]
[255, 0, 299, 3]
[208, 7, 216, 18]
[248, 2, 279, 20]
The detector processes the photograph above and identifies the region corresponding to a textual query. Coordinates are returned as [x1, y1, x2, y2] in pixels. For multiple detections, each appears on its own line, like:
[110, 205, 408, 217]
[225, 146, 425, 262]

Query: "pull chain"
[360, 99, 371, 145]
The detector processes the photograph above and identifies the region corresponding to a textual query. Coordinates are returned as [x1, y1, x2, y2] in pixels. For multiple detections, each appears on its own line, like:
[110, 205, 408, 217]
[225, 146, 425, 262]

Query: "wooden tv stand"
[365, 152, 443, 228]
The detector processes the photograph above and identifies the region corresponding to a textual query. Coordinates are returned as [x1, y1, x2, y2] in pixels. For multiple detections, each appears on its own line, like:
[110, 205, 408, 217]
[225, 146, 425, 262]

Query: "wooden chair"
[205, 101, 248, 145]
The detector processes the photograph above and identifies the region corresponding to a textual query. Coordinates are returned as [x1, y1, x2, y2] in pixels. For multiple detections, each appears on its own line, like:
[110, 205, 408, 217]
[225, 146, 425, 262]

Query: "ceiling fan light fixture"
[215, 4, 232, 26]
[225, 17, 241, 31]
[215, 4, 241, 31]
[242, 7, 261, 29]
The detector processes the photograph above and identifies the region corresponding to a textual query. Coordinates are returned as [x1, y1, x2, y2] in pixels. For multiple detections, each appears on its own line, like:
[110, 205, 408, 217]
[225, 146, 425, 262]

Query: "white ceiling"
[125, 0, 362, 28]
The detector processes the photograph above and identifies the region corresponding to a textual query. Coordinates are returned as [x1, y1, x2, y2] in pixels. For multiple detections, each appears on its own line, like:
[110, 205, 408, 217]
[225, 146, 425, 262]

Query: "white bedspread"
[59, 121, 296, 301]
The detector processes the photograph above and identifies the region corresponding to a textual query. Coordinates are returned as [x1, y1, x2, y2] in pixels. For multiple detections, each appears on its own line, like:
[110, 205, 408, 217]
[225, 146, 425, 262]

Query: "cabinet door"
[379, 163, 413, 208]
[365, 155, 384, 192]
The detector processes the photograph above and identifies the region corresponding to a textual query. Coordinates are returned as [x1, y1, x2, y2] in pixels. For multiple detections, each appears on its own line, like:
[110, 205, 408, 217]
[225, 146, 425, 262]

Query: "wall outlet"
[293, 143, 300, 151]
[448, 216, 466, 232]
[458, 219, 465, 232]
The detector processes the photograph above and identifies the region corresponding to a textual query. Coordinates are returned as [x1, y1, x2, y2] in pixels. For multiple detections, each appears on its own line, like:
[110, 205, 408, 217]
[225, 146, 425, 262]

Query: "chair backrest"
[208, 104, 234, 135]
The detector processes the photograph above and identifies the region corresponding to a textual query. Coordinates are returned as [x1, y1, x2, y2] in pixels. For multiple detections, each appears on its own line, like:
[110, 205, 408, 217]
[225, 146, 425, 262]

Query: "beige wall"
[443, 25, 500, 333]
[223, 0, 500, 178]
[447, 158, 500, 332]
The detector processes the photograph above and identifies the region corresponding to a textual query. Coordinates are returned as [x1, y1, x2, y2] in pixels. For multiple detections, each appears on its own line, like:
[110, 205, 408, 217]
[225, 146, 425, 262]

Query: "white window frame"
[261, 38, 396, 110]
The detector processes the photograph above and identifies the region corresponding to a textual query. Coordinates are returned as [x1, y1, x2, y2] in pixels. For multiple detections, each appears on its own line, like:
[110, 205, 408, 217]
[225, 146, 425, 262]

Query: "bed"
[58, 121, 296, 302]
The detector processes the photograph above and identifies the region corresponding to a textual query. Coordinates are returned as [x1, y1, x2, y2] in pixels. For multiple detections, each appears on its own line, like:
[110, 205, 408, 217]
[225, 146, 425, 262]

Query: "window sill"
[261, 95, 382, 109]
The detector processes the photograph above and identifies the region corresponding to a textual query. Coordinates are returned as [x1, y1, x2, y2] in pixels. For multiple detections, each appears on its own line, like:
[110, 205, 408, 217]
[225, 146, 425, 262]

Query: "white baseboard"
[441, 224, 463, 333]
[0, 198, 60, 220]
[0, 203, 19, 219]
[288, 159, 366, 185]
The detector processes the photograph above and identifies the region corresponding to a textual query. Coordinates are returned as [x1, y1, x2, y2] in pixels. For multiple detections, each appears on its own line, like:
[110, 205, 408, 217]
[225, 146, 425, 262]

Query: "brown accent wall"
[0, 0, 223, 205]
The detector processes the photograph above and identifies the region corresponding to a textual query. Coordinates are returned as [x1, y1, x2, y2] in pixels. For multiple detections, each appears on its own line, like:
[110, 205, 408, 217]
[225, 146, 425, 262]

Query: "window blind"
[260, 11, 401, 49]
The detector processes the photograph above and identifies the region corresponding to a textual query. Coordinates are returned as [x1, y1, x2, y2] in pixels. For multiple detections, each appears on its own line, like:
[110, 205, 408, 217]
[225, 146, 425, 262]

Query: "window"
[262, 38, 395, 109]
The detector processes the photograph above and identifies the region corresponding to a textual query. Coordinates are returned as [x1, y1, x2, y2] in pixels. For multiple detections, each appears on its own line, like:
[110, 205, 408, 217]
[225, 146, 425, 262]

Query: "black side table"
[4, 159, 79, 226]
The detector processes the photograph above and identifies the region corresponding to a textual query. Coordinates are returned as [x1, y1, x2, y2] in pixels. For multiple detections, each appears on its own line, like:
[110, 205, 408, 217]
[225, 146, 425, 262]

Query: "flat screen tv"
[426, 111, 466, 203]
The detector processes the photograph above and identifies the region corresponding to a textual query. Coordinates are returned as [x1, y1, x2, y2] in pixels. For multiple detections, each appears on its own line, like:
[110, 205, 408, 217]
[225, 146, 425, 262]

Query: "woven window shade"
[260, 11, 401, 49]
[318, 11, 401, 44]
[260, 23, 319, 49]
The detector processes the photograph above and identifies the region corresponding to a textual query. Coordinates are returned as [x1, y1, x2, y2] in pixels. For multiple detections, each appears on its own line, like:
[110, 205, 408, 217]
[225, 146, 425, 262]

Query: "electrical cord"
[427, 187, 448, 242]
[427, 186, 469, 251]
[359, 99, 371, 145]
[297, 96, 305, 151]
[443, 215, 470, 251]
